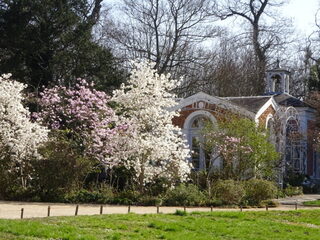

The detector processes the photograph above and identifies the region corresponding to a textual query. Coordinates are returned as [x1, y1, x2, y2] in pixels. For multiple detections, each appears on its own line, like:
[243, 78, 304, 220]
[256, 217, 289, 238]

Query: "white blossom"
[0, 74, 48, 163]
[112, 61, 191, 185]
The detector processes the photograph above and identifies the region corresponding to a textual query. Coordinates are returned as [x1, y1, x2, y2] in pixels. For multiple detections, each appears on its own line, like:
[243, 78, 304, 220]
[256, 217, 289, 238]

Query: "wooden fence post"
[20, 208, 24, 219]
[47, 206, 51, 217]
[100, 205, 103, 215]
[75, 205, 79, 216]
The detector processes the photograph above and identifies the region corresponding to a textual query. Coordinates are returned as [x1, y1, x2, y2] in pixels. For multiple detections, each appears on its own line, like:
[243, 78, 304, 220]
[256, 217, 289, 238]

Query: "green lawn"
[0, 210, 320, 240]
[303, 200, 320, 206]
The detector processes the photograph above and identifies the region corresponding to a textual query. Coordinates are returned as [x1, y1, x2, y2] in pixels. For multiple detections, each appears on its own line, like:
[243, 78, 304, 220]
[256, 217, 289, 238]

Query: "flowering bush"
[0, 74, 48, 188]
[35, 79, 127, 166]
[204, 116, 279, 180]
[112, 61, 191, 186]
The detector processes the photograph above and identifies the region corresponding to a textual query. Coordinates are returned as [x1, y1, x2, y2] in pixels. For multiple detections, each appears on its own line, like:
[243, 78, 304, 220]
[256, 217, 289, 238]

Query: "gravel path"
[0, 195, 320, 219]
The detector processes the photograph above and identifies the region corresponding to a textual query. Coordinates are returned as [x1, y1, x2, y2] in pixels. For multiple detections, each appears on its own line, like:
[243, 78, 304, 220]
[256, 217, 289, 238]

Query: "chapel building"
[172, 63, 319, 185]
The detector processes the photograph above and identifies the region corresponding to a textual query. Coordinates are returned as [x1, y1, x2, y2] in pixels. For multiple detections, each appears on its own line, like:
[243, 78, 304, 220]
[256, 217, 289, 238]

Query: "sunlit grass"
[0, 210, 319, 239]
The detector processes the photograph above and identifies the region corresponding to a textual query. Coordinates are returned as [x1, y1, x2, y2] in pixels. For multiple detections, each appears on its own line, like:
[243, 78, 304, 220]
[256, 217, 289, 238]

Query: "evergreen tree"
[0, 0, 124, 92]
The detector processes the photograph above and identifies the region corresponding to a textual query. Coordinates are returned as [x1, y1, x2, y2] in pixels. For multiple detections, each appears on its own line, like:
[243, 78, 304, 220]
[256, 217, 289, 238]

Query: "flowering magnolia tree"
[112, 61, 191, 187]
[0, 74, 48, 188]
[35, 79, 127, 166]
[204, 116, 279, 180]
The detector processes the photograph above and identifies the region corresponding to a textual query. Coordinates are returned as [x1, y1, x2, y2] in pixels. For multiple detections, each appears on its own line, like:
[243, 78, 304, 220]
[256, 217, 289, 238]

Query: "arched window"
[285, 118, 302, 172]
[189, 115, 212, 170]
[272, 74, 282, 92]
[266, 116, 276, 145]
[183, 110, 217, 171]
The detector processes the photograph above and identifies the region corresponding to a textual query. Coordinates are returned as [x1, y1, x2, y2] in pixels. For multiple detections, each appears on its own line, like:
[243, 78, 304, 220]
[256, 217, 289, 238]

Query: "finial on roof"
[276, 58, 280, 68]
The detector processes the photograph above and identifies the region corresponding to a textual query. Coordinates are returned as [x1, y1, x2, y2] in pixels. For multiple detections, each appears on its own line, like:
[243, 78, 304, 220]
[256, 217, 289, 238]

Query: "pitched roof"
[273, 93, 311, 108]
[173, 92, 256, 118]
[222, 96, 272, 113]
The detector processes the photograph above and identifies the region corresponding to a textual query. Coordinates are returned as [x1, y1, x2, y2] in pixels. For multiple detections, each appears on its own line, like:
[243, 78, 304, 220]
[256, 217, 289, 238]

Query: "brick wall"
[258, 105, 276, 127]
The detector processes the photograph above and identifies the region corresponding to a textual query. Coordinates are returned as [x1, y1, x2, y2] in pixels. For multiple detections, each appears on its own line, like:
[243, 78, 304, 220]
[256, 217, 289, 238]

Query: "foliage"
[174, 210, 188, 216]
[204, 115, 279, 180]
[64, 186, 114, 204]
[35, 78, 127, 166]
[32, 131, 96, 201]
[212, 180, 245, 205]
[163, 184, 206, 206]
[0, 74, 48, 191]
[243, 179, 278, 205]
[137, 195, 162, 206]
[0, 0, 124, 92]
[260, 199, 280, 208]
[283, 185, 303, 197]
[308, 64, 320, 91]
[283, 168, 306, 186]
[112, 61, 191, 187]
[111, 190, 141, 205]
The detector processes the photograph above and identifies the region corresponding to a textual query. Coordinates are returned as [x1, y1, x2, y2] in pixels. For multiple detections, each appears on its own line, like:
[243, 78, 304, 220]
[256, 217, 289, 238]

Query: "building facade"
[172, 65, 319, 184]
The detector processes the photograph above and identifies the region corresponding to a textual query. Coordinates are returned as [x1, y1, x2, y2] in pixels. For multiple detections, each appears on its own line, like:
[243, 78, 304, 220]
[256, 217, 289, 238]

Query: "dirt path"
[0, 198, 319, 219]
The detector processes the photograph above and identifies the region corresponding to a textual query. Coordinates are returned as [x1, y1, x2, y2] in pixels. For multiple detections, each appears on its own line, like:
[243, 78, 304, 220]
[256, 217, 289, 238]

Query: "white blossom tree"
[112, 62, 191, 188]
[0, 74, 48, 188]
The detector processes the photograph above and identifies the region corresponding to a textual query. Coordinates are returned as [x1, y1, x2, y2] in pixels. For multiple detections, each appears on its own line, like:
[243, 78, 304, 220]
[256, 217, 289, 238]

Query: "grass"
[0, 210, 320, 239]
[303, 200, 320, 206]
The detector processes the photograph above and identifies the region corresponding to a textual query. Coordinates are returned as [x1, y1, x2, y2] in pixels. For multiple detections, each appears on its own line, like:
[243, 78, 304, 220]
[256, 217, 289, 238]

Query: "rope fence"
[0, 203, 319, 219]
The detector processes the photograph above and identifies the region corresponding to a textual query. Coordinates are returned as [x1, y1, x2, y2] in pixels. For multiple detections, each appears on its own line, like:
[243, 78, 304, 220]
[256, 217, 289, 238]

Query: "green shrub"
[283, 185, 303, 197]
[206, 199, 224, 207]
[64, 186, 114, 204]
[243, 179, 277, 205]
[174, 209, 187, 216]
[144, 177, 171, 196]
[138, 195, 163, 206]
[284, 169, 305, 186]
[111, 190, 141, 205]
[259, 199, 279, 208]
[212, 180, 245, 205]
[164, 184, 206, 206]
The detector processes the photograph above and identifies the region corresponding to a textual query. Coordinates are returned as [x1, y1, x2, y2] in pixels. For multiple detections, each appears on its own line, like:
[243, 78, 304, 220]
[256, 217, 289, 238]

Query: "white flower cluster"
[0, 74, 48, 163]
[112, 62, 191, 185]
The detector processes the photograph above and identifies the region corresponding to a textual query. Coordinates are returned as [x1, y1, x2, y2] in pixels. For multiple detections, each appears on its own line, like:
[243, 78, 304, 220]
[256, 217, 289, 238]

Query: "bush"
[164, 184, 206, 206]
[174, 209, 187, 216]
[283, 185, 303, 197]
[138, 195, 163, 206]
[212, 180, 245, 205]
[259, 199, 279, 208]
[111, 190, 141, 205]
[33, 132, 96, 202]
[206, 199, 224, 207]
[64, 186, 114, 204]
[243, 179, 277, 205]
[284, 169, 305, 186]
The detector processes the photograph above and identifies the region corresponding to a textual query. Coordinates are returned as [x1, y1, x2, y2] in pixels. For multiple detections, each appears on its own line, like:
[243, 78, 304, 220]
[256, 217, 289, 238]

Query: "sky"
[104, 0, 320, 36]
[284, 0, 319, 36]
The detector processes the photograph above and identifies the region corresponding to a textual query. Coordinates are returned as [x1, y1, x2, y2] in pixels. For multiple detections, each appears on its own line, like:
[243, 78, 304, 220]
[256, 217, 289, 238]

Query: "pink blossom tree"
[35, 79, 127, 166]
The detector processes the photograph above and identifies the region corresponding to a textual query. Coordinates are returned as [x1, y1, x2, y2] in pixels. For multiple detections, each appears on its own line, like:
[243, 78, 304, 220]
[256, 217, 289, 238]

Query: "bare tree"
[101, 0, 219, 78]
[214, 0, 293, 95]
